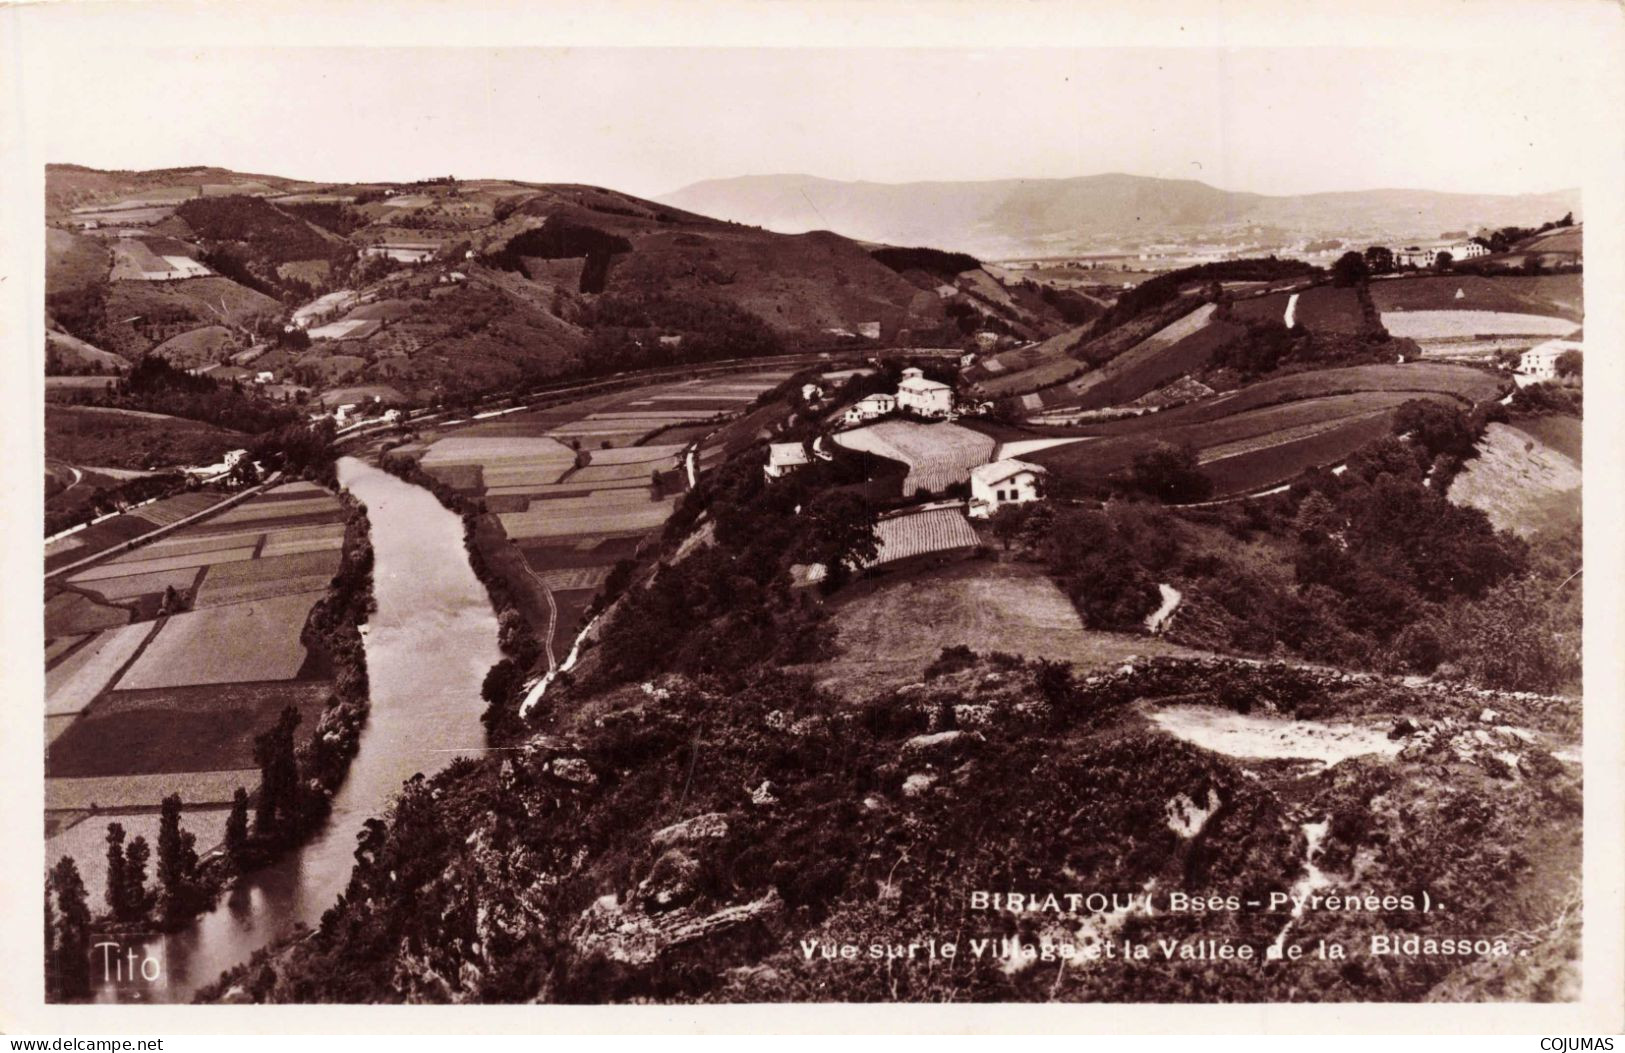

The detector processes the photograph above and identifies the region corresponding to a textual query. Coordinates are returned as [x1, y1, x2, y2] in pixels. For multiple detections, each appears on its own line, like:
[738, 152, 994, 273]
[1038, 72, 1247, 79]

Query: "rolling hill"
[659, 172, 1582, 259]
[47, 165, 1080, 402]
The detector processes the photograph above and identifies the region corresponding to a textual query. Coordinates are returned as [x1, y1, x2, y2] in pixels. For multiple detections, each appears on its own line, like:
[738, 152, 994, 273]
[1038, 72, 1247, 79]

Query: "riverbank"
[186, 457, 502, 1002]
[45, 476, 377, 1003]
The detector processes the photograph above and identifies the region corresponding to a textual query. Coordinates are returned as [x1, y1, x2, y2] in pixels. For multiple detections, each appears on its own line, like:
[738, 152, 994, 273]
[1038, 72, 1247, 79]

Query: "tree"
[989, 504, 1032, 551]
[1555, 350, 1582, 379]
[1363, 246, 1394, 275]
[225, 787, 250, 865]
[1125, 442, 1213, 504]
[1294, 491, 1342, 543]
[1394, 399, 1475, 459]
[802, 491, 880, 584]
[1433, 251, 1454, 272]
[252, 705, 302, 836]
[157, 793, 201, 925]
[1332, 250, 1369, 287]
[49, 857, 92, 999]
[105, 823, 128, 919]
[122, 836, 152, 923]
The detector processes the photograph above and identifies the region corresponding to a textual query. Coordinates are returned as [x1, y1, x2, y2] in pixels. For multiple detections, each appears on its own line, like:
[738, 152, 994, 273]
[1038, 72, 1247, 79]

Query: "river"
[95, 457, 502, 1003]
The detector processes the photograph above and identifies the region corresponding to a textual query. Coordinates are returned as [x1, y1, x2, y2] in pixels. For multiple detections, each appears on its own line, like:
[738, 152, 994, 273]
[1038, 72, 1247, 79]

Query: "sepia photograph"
[3, 0, 1622, 1035]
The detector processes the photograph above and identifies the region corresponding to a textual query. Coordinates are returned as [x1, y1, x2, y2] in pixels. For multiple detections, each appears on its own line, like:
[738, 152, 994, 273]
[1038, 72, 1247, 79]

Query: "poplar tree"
[49, 856, 91, 999]
[104, 823, 127, 918]
[157, 793, 201, 923]
[123, 836, 152, 923]
[225, 787, 250, 864]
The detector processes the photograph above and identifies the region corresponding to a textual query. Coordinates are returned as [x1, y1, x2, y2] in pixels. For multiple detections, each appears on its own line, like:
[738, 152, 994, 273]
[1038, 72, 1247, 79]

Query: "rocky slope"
[201, 654, 1580, 1004]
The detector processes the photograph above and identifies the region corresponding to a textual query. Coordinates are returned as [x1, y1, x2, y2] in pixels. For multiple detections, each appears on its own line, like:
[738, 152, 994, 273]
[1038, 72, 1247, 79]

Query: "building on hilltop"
[1393, 241, 1489, 269]
[1519, 337, 1582, 380]
[896, 367, 954, 418]
[969, 458, 1048, 519]
[764, 441, 812, 480]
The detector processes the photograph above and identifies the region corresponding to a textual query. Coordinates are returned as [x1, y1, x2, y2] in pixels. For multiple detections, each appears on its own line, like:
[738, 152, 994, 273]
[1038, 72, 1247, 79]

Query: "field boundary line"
[45, 471, 284, 582]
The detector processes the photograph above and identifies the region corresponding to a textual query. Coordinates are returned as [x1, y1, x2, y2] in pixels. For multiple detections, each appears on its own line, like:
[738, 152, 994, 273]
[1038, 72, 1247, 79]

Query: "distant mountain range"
[658, 173, 1582, 259]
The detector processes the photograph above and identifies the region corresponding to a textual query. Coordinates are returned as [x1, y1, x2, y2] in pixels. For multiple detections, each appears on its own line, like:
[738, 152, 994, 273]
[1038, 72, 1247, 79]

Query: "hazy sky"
[41, 46, 1591, 199]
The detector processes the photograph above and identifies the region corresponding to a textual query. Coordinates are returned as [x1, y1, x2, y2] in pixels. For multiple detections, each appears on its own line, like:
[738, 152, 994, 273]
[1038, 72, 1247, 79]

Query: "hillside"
[46, 166, 1077, 404]
[202, 374, 1580, 1005]
[659, 173, 1582, 259]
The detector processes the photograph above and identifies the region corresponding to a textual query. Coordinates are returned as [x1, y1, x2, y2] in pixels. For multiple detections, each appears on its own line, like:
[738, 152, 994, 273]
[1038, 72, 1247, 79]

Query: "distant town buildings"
[895, 367, 954, 418]
[969, 458, 1047, 518]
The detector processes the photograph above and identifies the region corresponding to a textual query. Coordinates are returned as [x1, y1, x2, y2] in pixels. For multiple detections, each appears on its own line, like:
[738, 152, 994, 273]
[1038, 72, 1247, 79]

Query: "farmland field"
[1230, 286, 1367, 331]
[1447, 420, 1582, 539]
[45, 806, 235, 906]
[115, 589, 325, 689]
[44, 591, 130, 636]
[811, 561, 1205, 695]
[1023, 362, 1505, 498]
[46, 404, 243, 472]
[75, 566, 203, 603]
[42, 478, 353, 895]
[45, 622, 157, 716]
[1062, 305, 1245, 411]
[48, 681, 333, 778]
[834, 420, 996, 495]
[1379, 311, 1579, 341]
[46, 769, 256, 813]
[1370, 273, 1582, 321]
[867, 508, 981, 567]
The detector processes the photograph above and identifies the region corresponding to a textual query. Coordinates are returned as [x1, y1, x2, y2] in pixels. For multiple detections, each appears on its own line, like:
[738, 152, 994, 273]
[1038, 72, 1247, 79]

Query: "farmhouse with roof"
[969, 458, 1048, 519]
[1519, 336, 1582, 380]
[895, 367, 954, 418]
[842, 391, 896, 426]
[764, 441, 812, 479]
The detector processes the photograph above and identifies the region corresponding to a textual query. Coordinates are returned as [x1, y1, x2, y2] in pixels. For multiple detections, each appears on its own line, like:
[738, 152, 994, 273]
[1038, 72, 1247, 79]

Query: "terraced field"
[867, 508, 981, 567]
[1025, 362, 1505, 499]
[400, 369, 792, 663]
[833, 420, 996, 496]
[1056, 304, 1245, 412]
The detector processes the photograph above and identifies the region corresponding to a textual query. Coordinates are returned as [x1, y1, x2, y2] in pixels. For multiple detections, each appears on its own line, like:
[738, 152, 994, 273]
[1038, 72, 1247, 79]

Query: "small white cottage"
[842, 392, 896, 425]
[764, 442, 812, 479]
[969, 459, 1048, 518]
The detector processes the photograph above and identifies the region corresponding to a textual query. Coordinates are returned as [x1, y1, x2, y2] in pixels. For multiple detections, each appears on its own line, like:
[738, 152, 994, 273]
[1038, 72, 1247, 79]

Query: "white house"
[842, 392, 896, 426]
[1393, 242, 1488, 269]
[764, 441, 812, 479]
[895, 367, 954, 418]
[186, 448, 249, 482]
[1519, 338, 1581, 380]
[969, 459, 1048, 519]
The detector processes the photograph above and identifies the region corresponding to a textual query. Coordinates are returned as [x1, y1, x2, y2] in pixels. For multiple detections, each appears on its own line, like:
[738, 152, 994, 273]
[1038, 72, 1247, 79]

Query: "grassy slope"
[1024, 363, 1503, 496]
[1446, 419, 1582, 540]
[1370, 273, 1583, 322]
[46, 404, 244, 470]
